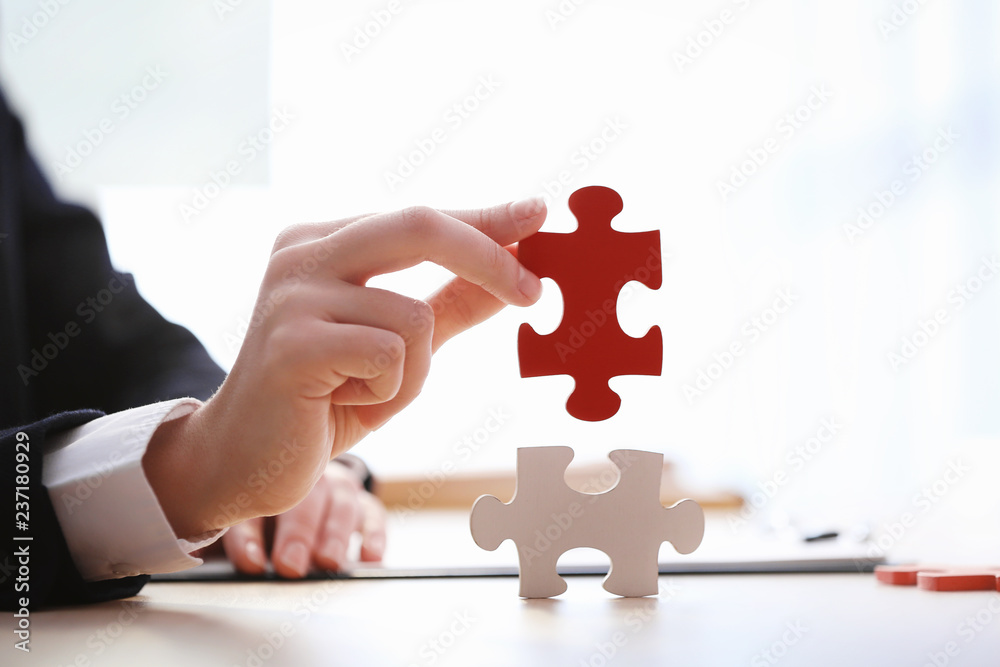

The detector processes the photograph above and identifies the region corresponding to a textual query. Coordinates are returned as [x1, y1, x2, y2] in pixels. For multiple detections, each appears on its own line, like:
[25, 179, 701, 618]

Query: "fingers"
[317, 205, 544, 306]
[278, 284, 434, 428]
[269, 214, 375, 252]
[271, 478, 331, 578]
[316, 284, 435, 410]
[357, 492, 387, 563]
[272, 196, 545, 256]
[221, 466, 385, 578]
[221, 517, 268, 575]
[267, 197, 547, 393]
[310, 465, 385, 569]
[275, 320, 406, 404]
[429, 245, 521, 351]
[437, 196, 547, 247]
[313, 472, 363, 571]
[429, 278, 506, 351]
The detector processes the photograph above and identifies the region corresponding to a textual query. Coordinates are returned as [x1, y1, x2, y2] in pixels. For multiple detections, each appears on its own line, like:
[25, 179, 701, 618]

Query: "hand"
[144, 198, 546, 538]
[221, 462, 386, 577]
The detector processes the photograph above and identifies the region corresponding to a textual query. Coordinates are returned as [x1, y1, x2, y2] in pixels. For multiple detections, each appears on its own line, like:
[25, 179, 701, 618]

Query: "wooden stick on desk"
[375, 460, 743, 510]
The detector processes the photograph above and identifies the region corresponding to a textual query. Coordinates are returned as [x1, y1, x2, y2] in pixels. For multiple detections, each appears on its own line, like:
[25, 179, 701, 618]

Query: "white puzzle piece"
[470, 446, 705, 598]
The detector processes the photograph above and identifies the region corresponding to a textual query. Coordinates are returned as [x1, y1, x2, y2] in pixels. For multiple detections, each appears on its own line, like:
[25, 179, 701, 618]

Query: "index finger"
[437, 196, 547, 246]
[280, 197, 546, 252]
[313, 203, 545, 306]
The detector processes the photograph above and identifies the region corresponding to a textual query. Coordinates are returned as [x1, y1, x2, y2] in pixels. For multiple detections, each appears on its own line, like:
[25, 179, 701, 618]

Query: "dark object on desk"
[154, 554, 887, 583]
[803, 531, 839, 543]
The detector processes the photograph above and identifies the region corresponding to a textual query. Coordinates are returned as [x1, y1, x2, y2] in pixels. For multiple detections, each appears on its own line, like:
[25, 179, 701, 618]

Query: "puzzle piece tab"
[470, 446, 704, 598]
[518, 186, 662, 421]
[875, 564, 1000, 592]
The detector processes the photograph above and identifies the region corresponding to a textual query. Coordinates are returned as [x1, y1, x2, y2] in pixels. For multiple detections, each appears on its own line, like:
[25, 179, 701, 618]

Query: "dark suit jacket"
[0, 90, 226, 610]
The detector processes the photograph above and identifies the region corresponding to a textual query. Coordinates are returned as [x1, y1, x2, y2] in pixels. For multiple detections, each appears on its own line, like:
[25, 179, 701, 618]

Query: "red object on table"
[875, 564, 1000, 592]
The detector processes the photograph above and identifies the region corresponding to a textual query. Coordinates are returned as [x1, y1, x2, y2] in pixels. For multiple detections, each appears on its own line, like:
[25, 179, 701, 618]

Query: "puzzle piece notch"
[470, 446, 704, 598]
[875, 564, 1000, 592]
[518, 186, 663, 422]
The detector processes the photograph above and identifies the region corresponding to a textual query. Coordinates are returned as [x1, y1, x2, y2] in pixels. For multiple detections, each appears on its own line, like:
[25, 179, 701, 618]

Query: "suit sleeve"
[0, 92, 225, 609]
[15, 117, 227, 414]
[1, 413, 150, 611]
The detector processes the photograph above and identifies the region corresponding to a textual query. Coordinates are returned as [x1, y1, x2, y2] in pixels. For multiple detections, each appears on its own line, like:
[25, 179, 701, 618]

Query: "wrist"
[143, 405, 230, 538]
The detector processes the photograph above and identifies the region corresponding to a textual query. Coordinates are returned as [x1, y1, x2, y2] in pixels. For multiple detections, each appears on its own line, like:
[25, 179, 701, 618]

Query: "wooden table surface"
[11, 509, 1000, 666]
[17, 572, 1000, 666]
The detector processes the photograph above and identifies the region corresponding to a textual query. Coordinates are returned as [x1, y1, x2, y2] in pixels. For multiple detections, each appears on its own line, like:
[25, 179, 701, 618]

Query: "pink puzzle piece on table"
[517, 186, 662, 422]
[470, 446, 704, 598]
[875, 564, 1000, 592]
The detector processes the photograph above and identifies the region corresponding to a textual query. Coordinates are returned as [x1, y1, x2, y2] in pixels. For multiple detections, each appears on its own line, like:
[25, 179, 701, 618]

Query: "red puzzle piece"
[517, 186, 662, 421]
[875, 564, 1000, 592]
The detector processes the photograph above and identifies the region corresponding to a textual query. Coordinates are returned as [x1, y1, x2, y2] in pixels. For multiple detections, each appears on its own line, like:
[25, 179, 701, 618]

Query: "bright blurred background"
[3, 0, 999, 553]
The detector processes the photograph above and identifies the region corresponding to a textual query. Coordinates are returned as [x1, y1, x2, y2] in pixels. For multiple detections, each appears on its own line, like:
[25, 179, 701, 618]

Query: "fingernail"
[280, 542, 310, 577]
[518, 266, 543, 302]
[511, 195, 544, 219]
[245, 540, 267, 569]
[367, 533, 386, 556]
[320, 538, 346, 566]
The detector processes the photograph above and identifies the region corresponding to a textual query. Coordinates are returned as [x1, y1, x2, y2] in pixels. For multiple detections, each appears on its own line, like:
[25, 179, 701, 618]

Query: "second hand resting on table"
[145, 197, 548, 577]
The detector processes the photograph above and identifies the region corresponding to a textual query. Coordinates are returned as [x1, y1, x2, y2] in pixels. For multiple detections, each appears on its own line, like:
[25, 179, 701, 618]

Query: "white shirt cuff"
[42, 399, 225, 581]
